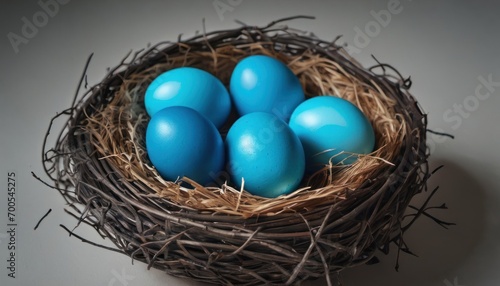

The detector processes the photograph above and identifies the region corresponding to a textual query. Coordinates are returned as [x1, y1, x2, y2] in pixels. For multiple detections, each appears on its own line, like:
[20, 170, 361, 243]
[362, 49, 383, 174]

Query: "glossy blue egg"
[146, 106, 225, 185]
[230, 55, 305, 122]
[289, 96, 375, 168]
[145, 67, 231, 128]
[225, 112, 305, 198]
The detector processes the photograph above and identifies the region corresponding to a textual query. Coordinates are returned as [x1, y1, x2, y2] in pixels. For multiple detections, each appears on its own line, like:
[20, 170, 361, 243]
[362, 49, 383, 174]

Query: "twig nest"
[43, 16, 431, 286]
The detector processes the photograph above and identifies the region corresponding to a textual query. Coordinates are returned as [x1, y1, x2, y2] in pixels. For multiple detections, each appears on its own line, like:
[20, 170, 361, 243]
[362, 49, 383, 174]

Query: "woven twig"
[40, 16, 443, 286]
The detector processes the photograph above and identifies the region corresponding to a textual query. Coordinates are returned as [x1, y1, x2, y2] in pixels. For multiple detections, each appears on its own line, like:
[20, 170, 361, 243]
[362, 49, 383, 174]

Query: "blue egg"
[146, 106, 225, 185]
[225, 112, 305, 198]
[289, 96, 375, 169]
[145, 67, 231, 128]
[230, 55, 305, 122]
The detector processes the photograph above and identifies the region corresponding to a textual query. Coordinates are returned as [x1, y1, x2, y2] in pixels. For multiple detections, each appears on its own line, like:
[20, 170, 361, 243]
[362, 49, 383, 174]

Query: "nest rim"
[41, 16, 435, 286]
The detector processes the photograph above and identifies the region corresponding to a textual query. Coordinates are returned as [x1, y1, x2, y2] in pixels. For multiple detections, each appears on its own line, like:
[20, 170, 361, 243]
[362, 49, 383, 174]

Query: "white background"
[1, 0, 499, 285]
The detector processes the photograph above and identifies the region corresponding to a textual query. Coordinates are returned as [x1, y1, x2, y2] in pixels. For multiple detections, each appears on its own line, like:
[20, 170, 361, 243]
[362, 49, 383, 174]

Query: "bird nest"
[41, 16, 446, 286]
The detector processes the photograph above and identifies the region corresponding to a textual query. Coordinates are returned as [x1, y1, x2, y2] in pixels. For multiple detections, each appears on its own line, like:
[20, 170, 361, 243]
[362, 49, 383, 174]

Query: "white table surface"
[1, 0, 499, 285]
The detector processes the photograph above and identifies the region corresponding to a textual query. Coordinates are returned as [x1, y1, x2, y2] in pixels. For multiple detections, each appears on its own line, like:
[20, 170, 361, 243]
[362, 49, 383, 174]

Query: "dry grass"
[83, 43, 406, 218]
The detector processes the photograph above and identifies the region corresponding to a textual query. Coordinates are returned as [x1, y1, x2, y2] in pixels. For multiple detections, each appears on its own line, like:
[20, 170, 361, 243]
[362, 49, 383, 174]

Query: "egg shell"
[289, 95, 375, 169]
[146, 106, 225, 185]
[225, 112, 305, 198]
[229, 55, 305, 122]
[145, 67, 231, 128]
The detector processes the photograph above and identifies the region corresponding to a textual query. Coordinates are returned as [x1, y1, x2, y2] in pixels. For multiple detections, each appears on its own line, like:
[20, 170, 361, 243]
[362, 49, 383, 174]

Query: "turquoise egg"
[145, 67, 231, 128]
[225, 112, 305, 198]
[229, 55, 305, 122]
[289, 96, 375, 169]
[146, 106, 225, 185]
